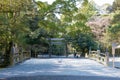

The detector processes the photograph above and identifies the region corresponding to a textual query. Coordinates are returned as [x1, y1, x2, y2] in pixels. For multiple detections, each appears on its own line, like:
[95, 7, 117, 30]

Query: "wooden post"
[97, 50, 100, 61]
[49, 38, 51, 58]
[112, 47, 115, 68]
[10, 53, 14, 66]
[10, 45, 15, 66]
[112, 43, 117, 68]
[105, 51, 109, 66]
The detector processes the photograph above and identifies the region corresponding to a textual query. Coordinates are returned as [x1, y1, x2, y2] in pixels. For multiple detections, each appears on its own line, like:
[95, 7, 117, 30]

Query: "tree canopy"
[1, 0, 119, 67]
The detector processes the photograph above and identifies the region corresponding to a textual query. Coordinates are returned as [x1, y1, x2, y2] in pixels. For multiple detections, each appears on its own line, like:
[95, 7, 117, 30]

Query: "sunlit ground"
[109, 57, 120, 68]
[0, 58, 120, 79]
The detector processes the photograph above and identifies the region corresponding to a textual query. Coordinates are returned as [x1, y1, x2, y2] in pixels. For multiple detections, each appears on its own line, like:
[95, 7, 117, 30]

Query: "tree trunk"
[81, 49, 85, 57]
[4, 41, 13, 67]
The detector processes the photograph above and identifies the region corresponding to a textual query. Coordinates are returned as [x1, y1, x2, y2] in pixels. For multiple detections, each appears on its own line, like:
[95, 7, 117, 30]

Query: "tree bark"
[81, 49, 85, 57]
[4, 41, 13, 67]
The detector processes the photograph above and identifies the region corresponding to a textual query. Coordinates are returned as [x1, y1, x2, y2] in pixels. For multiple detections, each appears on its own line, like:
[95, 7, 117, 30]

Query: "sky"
[37, 0, 114, 6]
[93, 0, 114, 6]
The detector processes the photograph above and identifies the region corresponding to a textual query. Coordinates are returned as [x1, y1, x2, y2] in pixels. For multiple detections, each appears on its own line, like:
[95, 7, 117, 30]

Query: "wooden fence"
[11, 51, 31, 65]
[0, 51, 31, 67]
[88, 51, 109, 66]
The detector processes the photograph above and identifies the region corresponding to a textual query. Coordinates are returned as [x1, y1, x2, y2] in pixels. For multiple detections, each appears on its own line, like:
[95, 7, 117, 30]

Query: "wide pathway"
[0, 58, 120, 80]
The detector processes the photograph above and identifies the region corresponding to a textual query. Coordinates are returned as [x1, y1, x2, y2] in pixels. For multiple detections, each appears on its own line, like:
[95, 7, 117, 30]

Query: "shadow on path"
[5, 75, 120, 80]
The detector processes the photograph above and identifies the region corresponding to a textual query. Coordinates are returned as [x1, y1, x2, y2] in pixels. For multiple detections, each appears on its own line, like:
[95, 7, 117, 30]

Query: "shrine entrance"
[112, 43, 120, 68]
[48, 38, 67, 58]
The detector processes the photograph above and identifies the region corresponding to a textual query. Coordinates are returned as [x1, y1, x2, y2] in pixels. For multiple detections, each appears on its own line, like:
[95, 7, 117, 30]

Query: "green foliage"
[109, 24, 120, 34]
[112, 12, 120, 24]
[106, 11, 120, 43]
[58, 0, 97, 56]
[0, 0, 36, 67]
[0, 0, 98, 64]
[65, 31, 97, 55]
[76, 33, 97, 49]
[108, 24, 120, 42]
[0, 0, 33, 12]
[113, 0, 120, 11]
[103, 1, 120, 46]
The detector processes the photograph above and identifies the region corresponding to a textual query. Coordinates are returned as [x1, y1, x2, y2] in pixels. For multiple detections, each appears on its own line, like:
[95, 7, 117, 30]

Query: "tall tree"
[59, 0, 97, 56]
[0, 0, 36, 66]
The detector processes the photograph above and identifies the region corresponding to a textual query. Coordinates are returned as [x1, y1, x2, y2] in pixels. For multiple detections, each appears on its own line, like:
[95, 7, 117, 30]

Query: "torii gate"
[48, 38, 67, 58]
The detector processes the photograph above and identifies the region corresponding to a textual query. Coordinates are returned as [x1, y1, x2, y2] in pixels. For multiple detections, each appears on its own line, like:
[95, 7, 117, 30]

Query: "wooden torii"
[48, 38, 67, 58]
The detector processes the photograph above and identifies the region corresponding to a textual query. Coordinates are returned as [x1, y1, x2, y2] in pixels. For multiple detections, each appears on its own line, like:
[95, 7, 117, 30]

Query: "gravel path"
[5, 75, 120, 80]
[0, 58, 120, 80]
